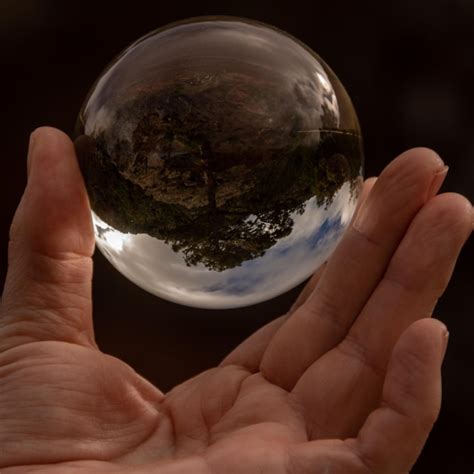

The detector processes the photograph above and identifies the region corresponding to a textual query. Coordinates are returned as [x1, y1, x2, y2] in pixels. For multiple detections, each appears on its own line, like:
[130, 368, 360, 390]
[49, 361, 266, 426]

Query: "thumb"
[351, 318, 448, 474]
[0, 127, 97, 351]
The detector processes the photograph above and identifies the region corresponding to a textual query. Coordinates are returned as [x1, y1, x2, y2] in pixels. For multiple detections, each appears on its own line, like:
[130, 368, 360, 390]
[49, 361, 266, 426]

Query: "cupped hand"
[0, 127, 472, 473]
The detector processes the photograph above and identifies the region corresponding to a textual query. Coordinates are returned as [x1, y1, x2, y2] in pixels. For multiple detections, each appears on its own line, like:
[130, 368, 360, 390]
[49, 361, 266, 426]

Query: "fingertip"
[364, 176, 378, 185]
[424, 192, 473, 240]
[27, 127, 75, 180]
[22, 126, 94, 257]
[398, 147, 445, 169]
[377, 319, 445, 443]
[383, 320, 445, 406]
[393, 318, 448, 378]
[353, 149, 446, 237]
[30, 125, 70, 142]
[380, 147, 446, 194]
[352, 317, 447, 473]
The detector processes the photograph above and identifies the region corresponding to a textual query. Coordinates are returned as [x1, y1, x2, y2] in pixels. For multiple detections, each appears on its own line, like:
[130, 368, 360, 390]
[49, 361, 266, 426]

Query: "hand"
[0, 127, 472, 474]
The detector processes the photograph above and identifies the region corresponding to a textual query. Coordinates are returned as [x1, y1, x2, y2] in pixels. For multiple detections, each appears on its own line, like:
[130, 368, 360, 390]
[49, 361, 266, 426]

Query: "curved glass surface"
[74, 16, 364, 308]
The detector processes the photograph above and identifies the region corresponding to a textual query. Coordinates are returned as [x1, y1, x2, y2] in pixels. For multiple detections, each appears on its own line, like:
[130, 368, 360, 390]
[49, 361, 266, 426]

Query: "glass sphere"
[74, 16, 364, 309]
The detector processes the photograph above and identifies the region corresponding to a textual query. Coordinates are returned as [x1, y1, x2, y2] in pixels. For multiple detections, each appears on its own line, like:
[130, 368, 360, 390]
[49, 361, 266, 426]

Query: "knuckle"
[395, 345, 428, 377]
[305, 284, 348, 337]
[337, 334, 386, 380]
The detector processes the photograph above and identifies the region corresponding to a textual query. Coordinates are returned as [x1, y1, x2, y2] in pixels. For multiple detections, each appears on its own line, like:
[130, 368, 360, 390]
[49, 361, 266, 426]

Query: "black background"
[1, 1, 473, 472]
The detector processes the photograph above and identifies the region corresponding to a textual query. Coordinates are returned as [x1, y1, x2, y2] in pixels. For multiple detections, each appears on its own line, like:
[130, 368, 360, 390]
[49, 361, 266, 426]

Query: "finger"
[287, 438, 371, 474]
[348, 318, 448, 474]
[289, 177, 378, 314]
[292, 192, 472, 439]
[287, 262, 328, 316]
[219, 315, 286, 372]
[261, 148, 448, 389]
[351, 177, 378, 225]
[0, 127, 96, 351]
[220, 260, 328, 372]
[338, 193, 471, 378]
[221, 266, 325, 371]
[221, 178, 380, 372]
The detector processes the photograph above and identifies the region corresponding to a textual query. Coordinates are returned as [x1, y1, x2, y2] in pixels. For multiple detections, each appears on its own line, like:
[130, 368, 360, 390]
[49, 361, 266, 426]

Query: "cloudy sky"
[94, 181, 359, 309]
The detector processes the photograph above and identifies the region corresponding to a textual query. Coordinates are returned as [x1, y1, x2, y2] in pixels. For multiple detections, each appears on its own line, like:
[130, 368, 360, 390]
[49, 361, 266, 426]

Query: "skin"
[0, 126, 472, 473]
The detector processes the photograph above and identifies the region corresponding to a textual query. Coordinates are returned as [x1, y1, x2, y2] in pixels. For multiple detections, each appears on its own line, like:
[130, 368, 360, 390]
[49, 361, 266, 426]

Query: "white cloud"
[93, 181, 359, 309]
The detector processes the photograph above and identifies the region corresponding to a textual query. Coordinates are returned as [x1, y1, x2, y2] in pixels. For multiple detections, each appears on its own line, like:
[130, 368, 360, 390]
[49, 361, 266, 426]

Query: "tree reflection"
[75, 78, 362, 271]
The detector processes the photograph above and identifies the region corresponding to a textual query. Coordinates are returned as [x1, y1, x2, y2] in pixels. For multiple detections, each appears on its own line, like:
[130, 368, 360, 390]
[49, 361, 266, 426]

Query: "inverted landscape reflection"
[93, 181, 358, 308]
[75, 17, 364, 308]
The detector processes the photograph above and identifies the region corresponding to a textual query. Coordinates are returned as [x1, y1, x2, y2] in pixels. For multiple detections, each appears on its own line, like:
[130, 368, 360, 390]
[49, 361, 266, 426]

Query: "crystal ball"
[74, 16, 364, 309]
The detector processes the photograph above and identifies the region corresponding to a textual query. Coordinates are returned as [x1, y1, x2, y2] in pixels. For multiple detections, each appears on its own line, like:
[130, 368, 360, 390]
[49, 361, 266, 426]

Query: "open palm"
[0, 128, 471, 473]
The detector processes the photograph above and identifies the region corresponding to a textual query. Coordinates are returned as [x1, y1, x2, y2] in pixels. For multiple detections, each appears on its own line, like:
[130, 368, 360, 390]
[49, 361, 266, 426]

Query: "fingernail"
[27, 130, 38, 179]
[428, 165, 449, 198]
[441, 329, 450, 361]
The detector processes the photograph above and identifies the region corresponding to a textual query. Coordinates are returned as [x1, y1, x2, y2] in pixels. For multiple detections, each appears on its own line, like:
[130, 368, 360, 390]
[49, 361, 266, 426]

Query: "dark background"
[1, 0, 473, 472]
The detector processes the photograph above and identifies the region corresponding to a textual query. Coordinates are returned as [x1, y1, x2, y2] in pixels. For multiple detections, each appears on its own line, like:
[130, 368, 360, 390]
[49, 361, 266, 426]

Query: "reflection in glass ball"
[74, 16, 364, 309]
